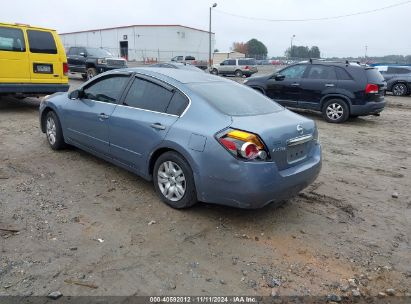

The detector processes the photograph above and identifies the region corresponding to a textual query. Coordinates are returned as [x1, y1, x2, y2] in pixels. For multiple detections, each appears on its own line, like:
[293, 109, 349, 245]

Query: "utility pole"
[365, 45, 368, 60]
[209, 3, 217, 69]
[290, 34, 296, 59]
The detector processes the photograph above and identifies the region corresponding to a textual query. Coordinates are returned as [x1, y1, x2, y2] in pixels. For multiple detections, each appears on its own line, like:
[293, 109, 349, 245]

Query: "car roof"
[0, 22, 55, 31]
[121, 67, 225, 84]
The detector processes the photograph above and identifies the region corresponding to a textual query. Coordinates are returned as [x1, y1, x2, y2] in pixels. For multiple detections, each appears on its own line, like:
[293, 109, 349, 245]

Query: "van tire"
[234, 70, 243, 77]
[86, 68, 97, 80]
[210, 68, 218, 75]
[81, 73, 87, 80]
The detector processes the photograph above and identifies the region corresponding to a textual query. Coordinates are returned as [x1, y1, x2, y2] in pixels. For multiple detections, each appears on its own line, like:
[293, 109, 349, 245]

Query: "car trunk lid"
[230, 110, 317, 170]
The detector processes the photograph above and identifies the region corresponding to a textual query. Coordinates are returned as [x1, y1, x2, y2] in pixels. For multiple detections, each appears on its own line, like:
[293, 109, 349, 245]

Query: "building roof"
[61, 24, 213, 35]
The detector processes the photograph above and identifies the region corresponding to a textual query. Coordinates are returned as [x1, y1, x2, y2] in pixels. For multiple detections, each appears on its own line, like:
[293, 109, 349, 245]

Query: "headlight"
[97, 58, 107, 65]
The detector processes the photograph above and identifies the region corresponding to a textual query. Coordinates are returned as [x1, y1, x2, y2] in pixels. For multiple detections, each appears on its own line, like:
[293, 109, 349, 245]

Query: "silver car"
[211, 58, 258, 78]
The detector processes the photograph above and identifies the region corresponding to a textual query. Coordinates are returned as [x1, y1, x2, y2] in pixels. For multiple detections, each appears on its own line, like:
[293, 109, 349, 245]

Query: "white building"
[60, 24, 215, 62]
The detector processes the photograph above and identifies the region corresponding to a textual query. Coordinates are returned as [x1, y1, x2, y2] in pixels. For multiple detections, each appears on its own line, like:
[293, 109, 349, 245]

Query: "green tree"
[309, 46, 321, 58]
[246, 39, 268, 59]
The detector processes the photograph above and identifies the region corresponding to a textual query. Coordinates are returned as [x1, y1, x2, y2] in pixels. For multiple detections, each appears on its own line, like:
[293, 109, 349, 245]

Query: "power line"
[214, 0, 411, 22]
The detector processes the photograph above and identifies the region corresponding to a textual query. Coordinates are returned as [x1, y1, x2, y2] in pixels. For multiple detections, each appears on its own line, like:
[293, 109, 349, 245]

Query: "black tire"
[81, 73, 87, 80]
[392, 83, 408, 96]
[86, 67, 97, 80]
[234, 70, 243, 77]
[153, 151, 197, 209]
[210, 68, 218, 75]
[45, 111, 65, 150]
[322, 99, 349, 123]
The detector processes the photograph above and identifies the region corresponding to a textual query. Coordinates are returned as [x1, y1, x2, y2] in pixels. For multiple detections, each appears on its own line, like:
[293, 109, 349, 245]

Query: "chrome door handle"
[325, 83, 335, 87]
[150, 123, 166, 130]
[291, 83, 300, 86]
[98, 113, 109, 120]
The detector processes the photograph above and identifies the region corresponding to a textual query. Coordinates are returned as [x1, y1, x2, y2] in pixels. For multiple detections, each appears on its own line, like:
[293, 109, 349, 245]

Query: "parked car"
[210, 58, 258, 77]
[149, 62, 204, 72]
[375, 65, 411, 96]
[0, 22, 69, 97]
[170, 55, 208, 70]
[244, 60, 386, 123]
[39, 68, 321, 209]
[66, 47, 127, 80]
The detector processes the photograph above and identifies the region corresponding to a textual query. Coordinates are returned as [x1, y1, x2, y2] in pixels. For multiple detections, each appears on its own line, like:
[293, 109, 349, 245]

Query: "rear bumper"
[198, 144, 322, 209]
[351, 100, 386, 116]
[0, 83, 69, 94]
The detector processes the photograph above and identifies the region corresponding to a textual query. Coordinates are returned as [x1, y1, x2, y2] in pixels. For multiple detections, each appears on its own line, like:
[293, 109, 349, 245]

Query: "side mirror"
[274, 74, 285, 81]
[79, 52, 86, 57]
[69, 89, 83, 100]
[220, 62, 224, 66]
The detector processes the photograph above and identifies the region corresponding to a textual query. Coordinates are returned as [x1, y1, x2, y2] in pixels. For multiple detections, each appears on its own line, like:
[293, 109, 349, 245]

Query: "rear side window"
[124, 78, 173, 113]
[336, 67, 352, 80]
[238, 59, 256, 65]
[27, 30, 57, 54]
[188, 82, 283, 116]
[365, 68, 384, 83]
[0, 26, 25, 52]
[166, 91, 189, 116]
[83, 75, 130, 103]
[306, 65, 337, 80]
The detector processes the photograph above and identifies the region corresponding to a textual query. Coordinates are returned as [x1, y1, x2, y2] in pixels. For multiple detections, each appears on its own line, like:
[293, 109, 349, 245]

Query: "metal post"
[209, 3, 217, 69]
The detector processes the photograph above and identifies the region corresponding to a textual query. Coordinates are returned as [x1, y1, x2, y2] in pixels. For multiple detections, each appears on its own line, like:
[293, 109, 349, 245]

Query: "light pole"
[290, 34, 296, 59]
[209, 3, 217, 69]
[365, 45, 368, 61]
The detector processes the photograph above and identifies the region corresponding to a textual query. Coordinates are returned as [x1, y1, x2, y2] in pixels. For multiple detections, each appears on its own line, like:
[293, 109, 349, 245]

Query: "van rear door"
[0, 25, 30, 83]
[26, 29, 64, 84]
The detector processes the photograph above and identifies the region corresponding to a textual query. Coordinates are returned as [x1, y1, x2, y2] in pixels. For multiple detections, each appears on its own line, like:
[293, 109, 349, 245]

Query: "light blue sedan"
[39, 68, 321, 209]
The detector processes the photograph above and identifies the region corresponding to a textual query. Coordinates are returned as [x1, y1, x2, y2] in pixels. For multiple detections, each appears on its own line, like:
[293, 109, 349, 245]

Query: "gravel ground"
[0, 75, 410, 299]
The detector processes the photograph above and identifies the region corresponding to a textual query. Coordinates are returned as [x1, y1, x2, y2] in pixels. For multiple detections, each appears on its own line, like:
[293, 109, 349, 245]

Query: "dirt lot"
[0, 76, 410, 299]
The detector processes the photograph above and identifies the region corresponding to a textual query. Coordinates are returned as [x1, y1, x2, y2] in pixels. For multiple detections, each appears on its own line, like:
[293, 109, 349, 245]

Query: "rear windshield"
[188, 82, 283, 116]
[365, 68, 385, 83]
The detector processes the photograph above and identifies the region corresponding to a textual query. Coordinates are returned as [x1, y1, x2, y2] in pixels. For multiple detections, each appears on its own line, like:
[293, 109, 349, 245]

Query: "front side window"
[83, 75, 130, 103]
[27, 30, 57, 54]
[0, 26, 25, 52]
[279, 65, 307, 79]
[306, 65, 337, 80]
[123, 78, 173, 113]
[227, 60, 236, 65]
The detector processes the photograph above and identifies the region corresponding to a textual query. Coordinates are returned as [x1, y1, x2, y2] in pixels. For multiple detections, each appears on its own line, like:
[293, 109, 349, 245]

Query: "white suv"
[211, 58, 258, 77]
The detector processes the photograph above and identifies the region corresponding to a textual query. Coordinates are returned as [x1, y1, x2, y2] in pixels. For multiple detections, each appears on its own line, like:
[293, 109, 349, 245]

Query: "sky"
[2, 0, 411, 57]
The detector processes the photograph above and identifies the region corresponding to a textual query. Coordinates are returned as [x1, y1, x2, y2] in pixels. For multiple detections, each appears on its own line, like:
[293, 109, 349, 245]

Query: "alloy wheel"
[326, 103, 344, 121]
[157, 161, 186, 201]
[393, 84, 407, 96]
[46, 117, 57, 145]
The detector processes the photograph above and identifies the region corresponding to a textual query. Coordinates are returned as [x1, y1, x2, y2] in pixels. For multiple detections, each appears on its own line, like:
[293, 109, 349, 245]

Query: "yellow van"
[0, 22, 69, 97]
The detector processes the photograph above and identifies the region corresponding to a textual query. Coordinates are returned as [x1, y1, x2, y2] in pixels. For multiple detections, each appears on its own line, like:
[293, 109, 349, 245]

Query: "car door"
[63, 74, 131, 154]
[109, 75, 180, 171]
[299, 65, 338, 110]
[266, 64, 307, 107]
[0, 25, 30, 83]
[26, 29, 64, 84]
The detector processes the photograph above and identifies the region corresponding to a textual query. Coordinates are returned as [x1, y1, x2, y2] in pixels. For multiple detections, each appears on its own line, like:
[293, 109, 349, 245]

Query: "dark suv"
[67, 47, 127, 80]
[244, 60, 386, 123]
[376, 65, 411, 96]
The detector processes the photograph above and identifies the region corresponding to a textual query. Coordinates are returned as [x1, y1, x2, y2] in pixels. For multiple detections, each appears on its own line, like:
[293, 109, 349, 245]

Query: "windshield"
[87, 48, 113, 57]
[188, 82, 283, 116]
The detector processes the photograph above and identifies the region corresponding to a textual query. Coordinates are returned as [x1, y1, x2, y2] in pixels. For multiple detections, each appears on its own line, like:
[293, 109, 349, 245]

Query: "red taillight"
[217, 129, 268, 161]
[365, 83, 379, 94]
[219, 138, 237, 152]
[63, 62, 68, 76]
[240, 142, 259, 159]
